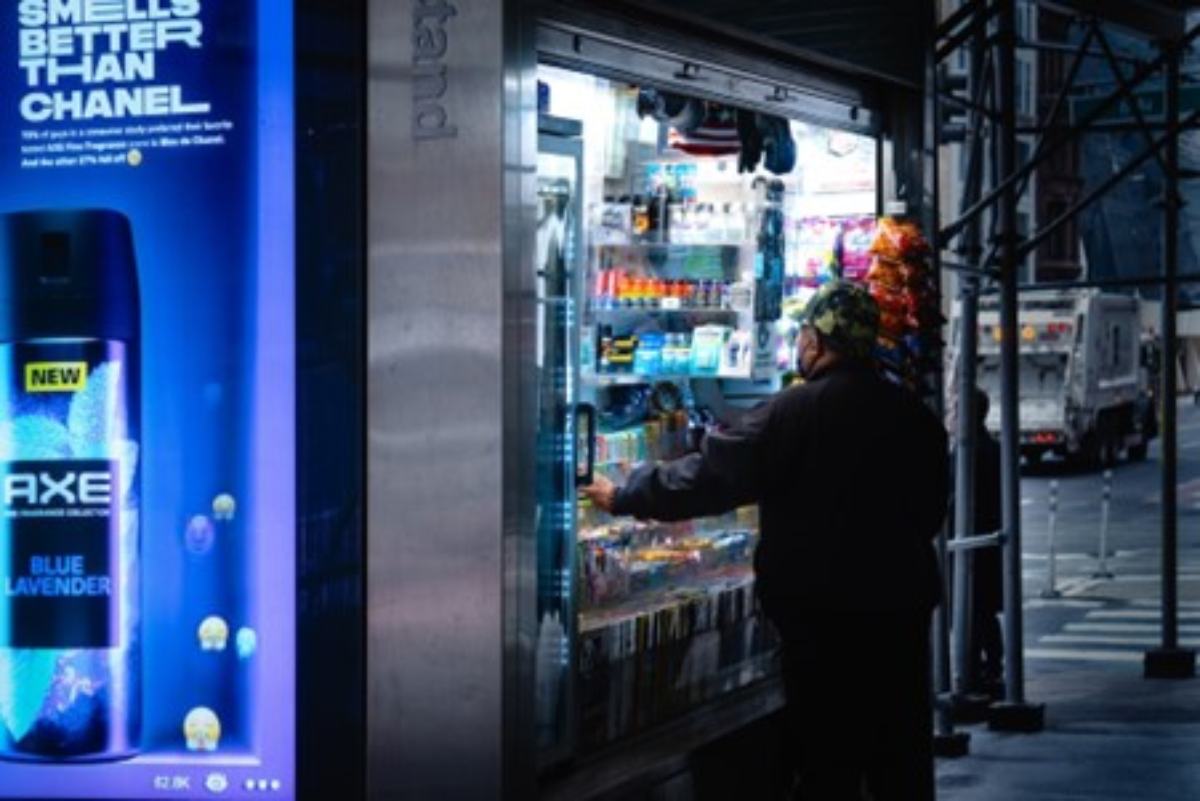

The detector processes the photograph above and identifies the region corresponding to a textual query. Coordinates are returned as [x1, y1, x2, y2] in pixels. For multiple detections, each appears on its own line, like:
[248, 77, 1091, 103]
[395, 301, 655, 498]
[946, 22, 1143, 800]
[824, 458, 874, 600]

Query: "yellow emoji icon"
[212, 493, 236, 522]
[183, 707, 221, 752]
[198, 616, 229, 652]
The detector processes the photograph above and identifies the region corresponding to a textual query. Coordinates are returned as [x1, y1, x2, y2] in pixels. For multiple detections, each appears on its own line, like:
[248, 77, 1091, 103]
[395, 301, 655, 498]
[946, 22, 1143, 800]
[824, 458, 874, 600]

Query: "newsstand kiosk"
[0, 1, 936, 800]
[367, 1, 938, 799]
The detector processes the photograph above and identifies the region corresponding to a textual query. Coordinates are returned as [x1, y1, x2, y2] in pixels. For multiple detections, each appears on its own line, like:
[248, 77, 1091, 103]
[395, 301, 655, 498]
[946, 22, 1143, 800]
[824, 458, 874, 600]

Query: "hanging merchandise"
[755, 179, 786, 322]
[736, 110, 763, 174]
[790, 217, 840, 290]
[666, 102, 741, 157]
[735, 112, 796, 175]
[865, 217, 944, 394]
[838, 217, 876, 281]
[757, 114, 797, 176]
[636, 88, 704, 131]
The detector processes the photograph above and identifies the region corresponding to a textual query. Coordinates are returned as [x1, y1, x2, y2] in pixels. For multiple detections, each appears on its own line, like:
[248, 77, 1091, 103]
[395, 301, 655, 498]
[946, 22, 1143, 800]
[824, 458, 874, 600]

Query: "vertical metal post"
[952, 279, 978, 698]
[949, 0, 990, 708]
[1041, 480, 1060, 599]
[929, 14, 968, 753]
[928, 17, 953, 735]
[1145, 39, 1196, 679]
[1162, 43, 1181, 653]
[990, 0, 1044, 730]
[1094, 470, 1114, 579]
[996, 0, 1023, 705]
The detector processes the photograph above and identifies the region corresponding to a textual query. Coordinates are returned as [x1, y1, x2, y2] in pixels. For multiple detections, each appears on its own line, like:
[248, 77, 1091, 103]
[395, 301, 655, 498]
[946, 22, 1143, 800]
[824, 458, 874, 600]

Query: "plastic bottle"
[631, 196, 651, 239]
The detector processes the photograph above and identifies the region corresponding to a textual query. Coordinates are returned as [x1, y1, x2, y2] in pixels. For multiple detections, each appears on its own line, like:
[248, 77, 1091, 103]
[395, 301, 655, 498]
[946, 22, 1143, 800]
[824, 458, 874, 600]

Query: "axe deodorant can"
[0, 210, 140, 760]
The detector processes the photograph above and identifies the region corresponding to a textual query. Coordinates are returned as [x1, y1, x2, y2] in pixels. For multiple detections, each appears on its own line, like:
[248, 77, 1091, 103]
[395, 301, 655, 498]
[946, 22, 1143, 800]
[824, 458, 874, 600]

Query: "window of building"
[1017, 210, 1035, 278]
[1017, 59, 1035, 117]
[1044, 200, 1074, 261]
[1017, 0, 1036, 40]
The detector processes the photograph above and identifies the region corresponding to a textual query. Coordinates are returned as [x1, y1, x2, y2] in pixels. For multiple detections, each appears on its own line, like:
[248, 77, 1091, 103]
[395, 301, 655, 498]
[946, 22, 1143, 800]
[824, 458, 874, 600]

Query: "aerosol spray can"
[0, 210, 140, 760]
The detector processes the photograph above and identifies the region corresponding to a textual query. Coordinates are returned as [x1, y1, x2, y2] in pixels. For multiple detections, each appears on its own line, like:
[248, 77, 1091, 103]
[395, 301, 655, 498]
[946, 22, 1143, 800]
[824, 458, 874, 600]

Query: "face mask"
[796, 335, 817, 379]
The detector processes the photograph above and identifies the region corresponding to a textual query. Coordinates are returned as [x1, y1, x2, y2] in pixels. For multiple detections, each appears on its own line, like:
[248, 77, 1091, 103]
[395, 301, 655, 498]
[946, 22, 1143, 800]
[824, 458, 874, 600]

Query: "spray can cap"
[0, 209, 139, 341]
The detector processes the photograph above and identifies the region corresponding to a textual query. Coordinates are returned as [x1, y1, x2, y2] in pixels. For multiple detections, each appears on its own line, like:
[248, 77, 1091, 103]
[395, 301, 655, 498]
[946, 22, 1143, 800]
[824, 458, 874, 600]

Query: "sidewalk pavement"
[937, 606, 1200, 800]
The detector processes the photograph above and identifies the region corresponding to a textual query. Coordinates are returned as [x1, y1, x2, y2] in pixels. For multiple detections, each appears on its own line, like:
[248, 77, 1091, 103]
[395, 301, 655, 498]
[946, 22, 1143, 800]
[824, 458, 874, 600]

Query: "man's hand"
[579, 474, 619, 513]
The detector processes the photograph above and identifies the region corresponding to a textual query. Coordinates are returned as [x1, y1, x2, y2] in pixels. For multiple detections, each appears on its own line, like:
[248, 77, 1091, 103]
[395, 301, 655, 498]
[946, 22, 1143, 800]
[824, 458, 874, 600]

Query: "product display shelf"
[574, 567, 779, 750]
[578, 566, 756, 635]
[591, 242, 752, 256]
[583, 372, 700, 387]
[592, 307, 738, 318]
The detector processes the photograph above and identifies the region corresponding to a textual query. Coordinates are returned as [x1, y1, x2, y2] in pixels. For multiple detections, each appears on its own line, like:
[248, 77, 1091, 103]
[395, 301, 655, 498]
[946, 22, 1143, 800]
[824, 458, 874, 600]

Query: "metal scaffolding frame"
[933, 0, 1199, 739]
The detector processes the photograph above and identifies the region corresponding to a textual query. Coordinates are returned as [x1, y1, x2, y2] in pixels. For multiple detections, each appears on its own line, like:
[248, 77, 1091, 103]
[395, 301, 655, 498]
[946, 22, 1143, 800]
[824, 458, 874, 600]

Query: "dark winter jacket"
[612, 361, 949, 618]
[970, 425, 1004, 613]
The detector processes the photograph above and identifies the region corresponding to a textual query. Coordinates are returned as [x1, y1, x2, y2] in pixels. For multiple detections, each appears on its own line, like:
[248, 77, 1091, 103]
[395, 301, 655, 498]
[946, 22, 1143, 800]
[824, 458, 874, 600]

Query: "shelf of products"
[577, 512, 758, 612]
[591, 326, 754, 381]
[535, 63, 888, 758]
[592, 274, 741, 312]
[584, 373, 696, 387]
[591, 196, 760, 248]
[575, 571, 778, 750]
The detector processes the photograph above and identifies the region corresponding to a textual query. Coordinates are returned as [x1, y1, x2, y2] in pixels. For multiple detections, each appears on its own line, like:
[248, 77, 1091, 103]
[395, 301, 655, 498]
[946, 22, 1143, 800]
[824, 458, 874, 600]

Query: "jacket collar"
[805, 358, 875, 384]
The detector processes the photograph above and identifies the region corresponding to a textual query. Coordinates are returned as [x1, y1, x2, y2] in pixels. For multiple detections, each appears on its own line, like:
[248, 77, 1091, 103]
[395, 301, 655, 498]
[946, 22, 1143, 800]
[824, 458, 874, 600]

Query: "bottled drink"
[0, 210, 141, 760]
[631, 196, 651, 239]
[667, 204, 687, 245]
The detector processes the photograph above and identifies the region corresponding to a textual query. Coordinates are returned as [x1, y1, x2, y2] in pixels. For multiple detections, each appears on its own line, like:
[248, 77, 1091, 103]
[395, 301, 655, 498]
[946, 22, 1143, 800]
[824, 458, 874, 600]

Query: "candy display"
[839, 216, 876, 281]
[864, 217, 944, 394]
[788, 216, 839, 291]
[785, 215, 876, 294]
[593, 269, 735, 311]
[580, 417, 760, 614]
[593, 414, 691, 468]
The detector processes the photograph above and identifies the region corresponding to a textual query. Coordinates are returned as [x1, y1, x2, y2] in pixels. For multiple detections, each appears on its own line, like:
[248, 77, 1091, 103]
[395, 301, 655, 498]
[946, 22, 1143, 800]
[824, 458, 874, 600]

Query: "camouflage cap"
[800, 280, 880, 360]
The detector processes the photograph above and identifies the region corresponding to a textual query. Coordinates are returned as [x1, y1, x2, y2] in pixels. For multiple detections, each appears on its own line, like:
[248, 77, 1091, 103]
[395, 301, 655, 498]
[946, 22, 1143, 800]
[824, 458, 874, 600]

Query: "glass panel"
[534, 145, 579, 758]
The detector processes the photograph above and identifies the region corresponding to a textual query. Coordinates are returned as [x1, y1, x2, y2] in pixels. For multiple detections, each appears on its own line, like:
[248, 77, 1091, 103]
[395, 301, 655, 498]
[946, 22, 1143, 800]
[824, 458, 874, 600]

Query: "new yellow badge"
[25, 362, 88, 393]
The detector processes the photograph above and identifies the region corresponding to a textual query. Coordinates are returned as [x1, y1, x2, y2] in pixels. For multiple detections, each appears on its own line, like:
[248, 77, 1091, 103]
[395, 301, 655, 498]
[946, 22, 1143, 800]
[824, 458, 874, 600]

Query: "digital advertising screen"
[0, 1, 295, 799]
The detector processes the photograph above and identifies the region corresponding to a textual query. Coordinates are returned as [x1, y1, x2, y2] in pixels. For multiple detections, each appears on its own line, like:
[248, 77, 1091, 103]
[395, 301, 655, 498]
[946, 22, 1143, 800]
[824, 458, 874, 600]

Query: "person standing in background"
[967, 388, 1005, 696]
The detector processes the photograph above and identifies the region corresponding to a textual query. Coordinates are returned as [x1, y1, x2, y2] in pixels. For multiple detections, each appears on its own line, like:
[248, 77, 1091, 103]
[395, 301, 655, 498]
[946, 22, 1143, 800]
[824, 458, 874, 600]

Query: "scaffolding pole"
[947, 0, 992, 722]
[985, 0, 1045, 732]
[936, 0, 1200, 728]
[1145, 40, 1197, 680]
[928, 17, 970, 755]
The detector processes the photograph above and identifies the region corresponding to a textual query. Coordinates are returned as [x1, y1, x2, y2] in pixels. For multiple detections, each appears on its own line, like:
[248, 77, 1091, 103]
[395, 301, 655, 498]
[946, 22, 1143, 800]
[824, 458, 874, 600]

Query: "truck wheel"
[1075, 433, 1101, 471]
[1129, 442, 1148, 461]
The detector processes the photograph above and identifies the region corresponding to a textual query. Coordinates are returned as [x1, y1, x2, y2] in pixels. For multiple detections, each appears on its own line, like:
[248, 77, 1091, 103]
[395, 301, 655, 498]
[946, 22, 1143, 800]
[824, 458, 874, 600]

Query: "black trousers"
[776, 611, 934, 801]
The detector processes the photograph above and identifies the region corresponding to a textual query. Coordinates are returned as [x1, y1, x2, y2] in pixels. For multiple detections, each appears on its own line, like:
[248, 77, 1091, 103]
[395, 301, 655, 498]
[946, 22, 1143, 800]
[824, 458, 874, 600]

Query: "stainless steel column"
[367, 1, 514, 798]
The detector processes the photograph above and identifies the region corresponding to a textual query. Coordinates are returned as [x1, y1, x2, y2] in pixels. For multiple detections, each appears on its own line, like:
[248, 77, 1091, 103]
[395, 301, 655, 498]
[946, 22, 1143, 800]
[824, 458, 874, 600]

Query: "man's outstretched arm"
[581, 401, 771, 521]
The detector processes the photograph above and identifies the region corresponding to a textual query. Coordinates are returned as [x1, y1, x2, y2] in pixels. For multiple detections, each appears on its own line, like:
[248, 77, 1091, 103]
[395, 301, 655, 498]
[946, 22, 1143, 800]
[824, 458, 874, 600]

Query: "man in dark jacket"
[583, 281, 949, 800]
[968, 388, 1004, 695]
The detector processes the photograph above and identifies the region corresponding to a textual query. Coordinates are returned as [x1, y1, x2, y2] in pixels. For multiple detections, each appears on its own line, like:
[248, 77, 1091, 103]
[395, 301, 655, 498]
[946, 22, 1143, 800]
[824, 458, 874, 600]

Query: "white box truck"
[949, 290, 1159, 466]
